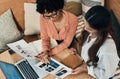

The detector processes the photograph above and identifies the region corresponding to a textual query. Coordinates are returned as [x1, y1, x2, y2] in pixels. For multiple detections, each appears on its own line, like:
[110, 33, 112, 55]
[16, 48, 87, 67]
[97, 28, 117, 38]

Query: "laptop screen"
[0, 61, 23, 79]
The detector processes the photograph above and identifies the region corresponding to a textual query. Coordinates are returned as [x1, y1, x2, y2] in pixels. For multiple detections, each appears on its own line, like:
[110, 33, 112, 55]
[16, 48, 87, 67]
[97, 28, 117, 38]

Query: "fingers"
[72, 66, 81, 73]
[69, 48, 77, 55]
[36, 55, 49, 64]
[70, 51, 75, 55]
[36, 51, 50, 64]
[41, 55, 50, 64]
[72, 70, 81, 74]
[71, 66, 87, 74]
[72, 68, 81, 74]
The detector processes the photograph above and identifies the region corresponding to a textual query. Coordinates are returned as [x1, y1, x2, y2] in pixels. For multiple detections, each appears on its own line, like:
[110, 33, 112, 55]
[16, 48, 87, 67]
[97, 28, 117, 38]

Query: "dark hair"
[36, 0, 64, 14]
[85, 5, 110, 30]
[80, 6, 111, 67]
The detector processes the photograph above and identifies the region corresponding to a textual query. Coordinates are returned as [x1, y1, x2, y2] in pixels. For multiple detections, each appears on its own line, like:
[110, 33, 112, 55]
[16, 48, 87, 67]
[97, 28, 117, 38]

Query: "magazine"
[7, 39, 38, 59]
[35, 58, 72, 78]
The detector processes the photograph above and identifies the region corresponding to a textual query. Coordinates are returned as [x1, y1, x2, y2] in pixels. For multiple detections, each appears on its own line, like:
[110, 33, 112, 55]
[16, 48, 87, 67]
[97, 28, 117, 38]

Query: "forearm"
[42, 38, 50, 51]
[50, 42, 67, 55]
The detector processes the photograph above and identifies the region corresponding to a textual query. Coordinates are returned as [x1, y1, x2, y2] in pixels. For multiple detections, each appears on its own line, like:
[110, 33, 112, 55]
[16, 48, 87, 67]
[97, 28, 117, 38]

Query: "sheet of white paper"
[28, 40, 42, 53]
[7, 39, 39, 59]
[35, 58, 72, 78]
[28, 38, 58, 53]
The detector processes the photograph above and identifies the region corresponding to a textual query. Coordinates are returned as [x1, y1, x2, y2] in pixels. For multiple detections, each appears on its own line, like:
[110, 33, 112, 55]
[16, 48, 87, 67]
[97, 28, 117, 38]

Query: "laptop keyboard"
[16, 59, 39, 79]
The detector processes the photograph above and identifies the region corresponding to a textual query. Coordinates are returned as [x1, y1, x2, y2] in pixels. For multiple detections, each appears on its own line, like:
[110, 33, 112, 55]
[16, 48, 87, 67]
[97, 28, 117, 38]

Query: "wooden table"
[0, 50, 94, 79]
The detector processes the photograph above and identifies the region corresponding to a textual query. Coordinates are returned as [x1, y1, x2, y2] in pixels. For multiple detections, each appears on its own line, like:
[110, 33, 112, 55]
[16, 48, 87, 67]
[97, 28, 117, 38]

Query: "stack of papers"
[7, 39, 58, 59]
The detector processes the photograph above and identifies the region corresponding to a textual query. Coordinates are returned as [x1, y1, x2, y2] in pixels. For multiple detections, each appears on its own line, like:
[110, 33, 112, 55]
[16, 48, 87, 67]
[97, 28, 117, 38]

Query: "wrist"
[43, 50, 50, 55]
[44, 50, 50, 52]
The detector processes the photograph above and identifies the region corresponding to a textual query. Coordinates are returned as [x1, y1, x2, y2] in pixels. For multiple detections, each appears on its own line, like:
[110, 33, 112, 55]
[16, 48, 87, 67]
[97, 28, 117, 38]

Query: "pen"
[47, 63, 48, 67]
[56, 67, 64, 74]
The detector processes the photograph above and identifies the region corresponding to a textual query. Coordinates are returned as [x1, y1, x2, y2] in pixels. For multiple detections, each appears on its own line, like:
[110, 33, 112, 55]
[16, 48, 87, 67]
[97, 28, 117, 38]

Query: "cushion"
[24, 3, 40, 35]
[66, 0, 81, 3]
[81, 0, 104, 15]
[70, 15, 85, 53]
[110, 10, 120, 57]
[75, 15, 85, 38]
[64, 1, 82, 16]
[0, 9, 22, 53]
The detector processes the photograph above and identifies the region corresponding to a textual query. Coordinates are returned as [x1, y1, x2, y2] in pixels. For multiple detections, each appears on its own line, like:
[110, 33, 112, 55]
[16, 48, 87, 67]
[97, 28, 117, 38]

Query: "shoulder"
[40, 15, 47, 22]
[63, 10, 78, 27]
[99, 38, 117, 55]
[63, 10, 78, 21]
[97, 38, 120, 64]
[102, 38, 116, 48]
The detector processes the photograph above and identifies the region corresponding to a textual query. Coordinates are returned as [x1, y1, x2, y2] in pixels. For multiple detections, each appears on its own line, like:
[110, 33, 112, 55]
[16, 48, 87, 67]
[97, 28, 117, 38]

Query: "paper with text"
[35, 58, 72, 78]
[7, 39, 58, 59]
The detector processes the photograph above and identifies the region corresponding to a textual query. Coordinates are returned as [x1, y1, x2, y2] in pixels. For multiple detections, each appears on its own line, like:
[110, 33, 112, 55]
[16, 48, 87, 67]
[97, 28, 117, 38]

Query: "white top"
[81, 34, 119, 79]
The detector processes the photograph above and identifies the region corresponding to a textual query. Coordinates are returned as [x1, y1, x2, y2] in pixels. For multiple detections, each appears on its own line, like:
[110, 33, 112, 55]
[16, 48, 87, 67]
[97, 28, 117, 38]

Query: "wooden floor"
[0, 69, 6, 79]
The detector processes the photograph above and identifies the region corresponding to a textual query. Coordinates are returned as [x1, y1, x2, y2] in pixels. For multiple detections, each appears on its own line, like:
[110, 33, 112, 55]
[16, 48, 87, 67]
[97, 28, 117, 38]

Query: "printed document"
[35, 58, 72, 78]
[7, 39, 58, 59]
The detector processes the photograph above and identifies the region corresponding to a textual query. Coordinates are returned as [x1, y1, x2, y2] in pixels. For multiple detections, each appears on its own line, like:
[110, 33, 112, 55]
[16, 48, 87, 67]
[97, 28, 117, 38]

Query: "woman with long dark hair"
[71, 6, 119, 79]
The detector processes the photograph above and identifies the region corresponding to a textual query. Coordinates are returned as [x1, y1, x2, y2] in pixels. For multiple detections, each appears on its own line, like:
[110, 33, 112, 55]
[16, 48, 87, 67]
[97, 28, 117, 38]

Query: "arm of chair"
[23, 34, 40, 43]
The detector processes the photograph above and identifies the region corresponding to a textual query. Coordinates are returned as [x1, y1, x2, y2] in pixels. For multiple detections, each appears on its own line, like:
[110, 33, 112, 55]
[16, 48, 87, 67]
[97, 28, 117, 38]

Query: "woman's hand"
[36, 50, 50, 64]
[72, 63, 88, 74]
[69, 48, 77, 55]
